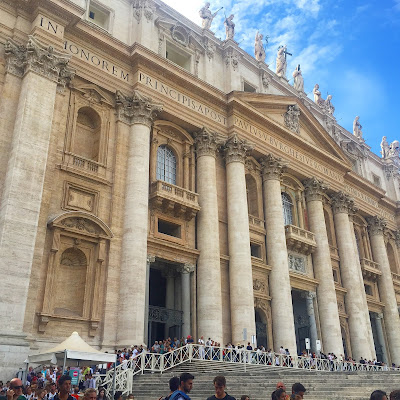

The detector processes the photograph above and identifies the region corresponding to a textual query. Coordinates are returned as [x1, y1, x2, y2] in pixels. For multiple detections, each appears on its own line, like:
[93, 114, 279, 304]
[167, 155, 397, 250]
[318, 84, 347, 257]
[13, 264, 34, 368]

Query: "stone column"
[302, 292, 318, 353]
[0, 37, 74, 377]
[367, 216, 400, 365]
[331, 192, 373, 360]
[303, 178, 344, 355]
[181, 264, 194, 338]
[144, 255, 155, 347]
[194, 128, 223, 342]
[115, 91, 162, 347]
[223, 134, 256, 345]
[260, 154, 297, 354]
[373, 313, 389, 364]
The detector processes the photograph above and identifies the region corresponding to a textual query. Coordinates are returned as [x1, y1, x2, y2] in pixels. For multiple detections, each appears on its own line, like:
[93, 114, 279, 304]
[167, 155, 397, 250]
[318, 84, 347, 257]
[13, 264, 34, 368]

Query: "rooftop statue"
[199, 2, 223, 30]
[389, 140, 400, 158]
[254, 31, 266, 62]
[224, 14, 235, 40]
[325, 95, 335, 115]
[353, 116, 363, 139]
[381, 136, 390, 159]
[276, 45, 291, 78]
[292, 64, 304, 92]
[313, 84, 325, 107]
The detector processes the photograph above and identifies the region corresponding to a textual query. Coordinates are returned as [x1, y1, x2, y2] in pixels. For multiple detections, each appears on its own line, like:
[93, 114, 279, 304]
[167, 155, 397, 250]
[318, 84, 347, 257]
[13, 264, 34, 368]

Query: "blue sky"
[162, 0, 400, 157]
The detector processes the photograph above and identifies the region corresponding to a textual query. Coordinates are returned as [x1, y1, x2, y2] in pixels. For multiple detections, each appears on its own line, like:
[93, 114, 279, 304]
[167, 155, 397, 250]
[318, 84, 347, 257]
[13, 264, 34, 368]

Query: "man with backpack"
[169, 373, 194, 400]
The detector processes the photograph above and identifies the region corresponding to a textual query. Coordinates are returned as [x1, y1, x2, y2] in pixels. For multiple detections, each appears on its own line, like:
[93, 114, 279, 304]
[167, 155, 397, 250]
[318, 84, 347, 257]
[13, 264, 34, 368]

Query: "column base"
[0, 332, 30, 381]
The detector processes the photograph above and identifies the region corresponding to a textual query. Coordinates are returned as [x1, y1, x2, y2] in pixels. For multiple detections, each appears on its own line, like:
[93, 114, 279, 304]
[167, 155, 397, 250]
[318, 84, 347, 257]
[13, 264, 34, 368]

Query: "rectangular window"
[364, 284, 373, 296]
[166, 42, 191, 71]
[88, 2, 110, 30]
[158, 219, 181, 239]
[250, 243, 262, 258]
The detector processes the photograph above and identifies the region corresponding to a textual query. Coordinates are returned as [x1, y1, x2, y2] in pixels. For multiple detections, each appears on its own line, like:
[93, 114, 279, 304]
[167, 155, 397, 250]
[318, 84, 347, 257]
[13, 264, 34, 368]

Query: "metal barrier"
[96, 344, 399, 398]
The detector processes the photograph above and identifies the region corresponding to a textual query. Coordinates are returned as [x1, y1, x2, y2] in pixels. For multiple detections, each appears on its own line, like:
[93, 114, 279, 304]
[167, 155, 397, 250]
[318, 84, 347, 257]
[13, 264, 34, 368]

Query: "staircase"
[130, 360, 400, 400]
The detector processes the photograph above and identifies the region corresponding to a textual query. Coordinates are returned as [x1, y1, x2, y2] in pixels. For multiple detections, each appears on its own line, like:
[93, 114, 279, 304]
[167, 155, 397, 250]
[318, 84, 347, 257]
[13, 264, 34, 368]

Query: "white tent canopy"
[28, 331, 116, 367]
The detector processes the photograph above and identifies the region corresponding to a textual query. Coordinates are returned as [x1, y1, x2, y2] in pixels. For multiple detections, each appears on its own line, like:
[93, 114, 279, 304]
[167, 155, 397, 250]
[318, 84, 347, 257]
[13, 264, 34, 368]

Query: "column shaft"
[305, 294, 318, 353]
[144, 255, 155, 347]
[224, 135, 256, 345]
[181, 265, 192, 338]
[195, 129, 223, 342]
[374, 315, 389, 364]
[304, 178, 344, 355]
[368, 217, 400, 365]
[332, 193, 373, 360]
[261, 155, 297, 354]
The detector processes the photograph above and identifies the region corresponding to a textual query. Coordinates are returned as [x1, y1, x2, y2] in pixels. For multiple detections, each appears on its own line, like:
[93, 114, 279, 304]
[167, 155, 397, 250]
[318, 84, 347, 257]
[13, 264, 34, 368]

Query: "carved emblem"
[253, 278, 266, 293]
[288, 254, 306, 273]
[61, 217, 98, 234]
[284, 104, 300, 134]
[171, 24, 189, 47]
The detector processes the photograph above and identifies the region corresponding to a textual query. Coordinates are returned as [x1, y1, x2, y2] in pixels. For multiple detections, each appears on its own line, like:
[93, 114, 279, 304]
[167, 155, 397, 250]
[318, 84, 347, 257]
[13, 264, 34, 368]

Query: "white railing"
[96, 344, 399, 398]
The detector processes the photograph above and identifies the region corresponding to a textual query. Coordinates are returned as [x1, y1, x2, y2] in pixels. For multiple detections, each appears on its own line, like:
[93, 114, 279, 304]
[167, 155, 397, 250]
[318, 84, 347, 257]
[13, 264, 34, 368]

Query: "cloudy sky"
[162, 0, 400, 157]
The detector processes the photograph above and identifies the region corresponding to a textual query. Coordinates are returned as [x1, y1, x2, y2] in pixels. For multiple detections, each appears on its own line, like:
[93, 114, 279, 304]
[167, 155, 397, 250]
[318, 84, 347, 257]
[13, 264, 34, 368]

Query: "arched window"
[354, 230, 361, 259]
[157, 145, 176, 184]
[74, 107, 101, 161]
[281, 192, 293, 226]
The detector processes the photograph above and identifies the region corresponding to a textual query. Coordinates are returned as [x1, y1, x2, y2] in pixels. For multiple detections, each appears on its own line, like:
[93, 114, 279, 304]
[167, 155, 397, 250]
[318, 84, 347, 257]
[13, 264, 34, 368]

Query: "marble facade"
[0, 0, 400, 379]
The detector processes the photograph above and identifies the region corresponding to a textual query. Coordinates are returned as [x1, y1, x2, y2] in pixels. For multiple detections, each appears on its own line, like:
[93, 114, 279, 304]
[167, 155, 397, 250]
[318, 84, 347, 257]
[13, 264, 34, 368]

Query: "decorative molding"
[194, 127, 220, 158]
[115, 90, 163, 127]
[223, 134, 253, 164]
[5, 36, 75, 87]
[303, 177, 328, 202]
[224, 48, 239, 71]
[260, 154, 287, 181]
[133, 0, 154, 23]
[367, 216, 387, 237]
[262, 71, 270, 90]
[283, 104, 300, 134]
[331, 191, 355, 215]
[288, 254, 306, 274]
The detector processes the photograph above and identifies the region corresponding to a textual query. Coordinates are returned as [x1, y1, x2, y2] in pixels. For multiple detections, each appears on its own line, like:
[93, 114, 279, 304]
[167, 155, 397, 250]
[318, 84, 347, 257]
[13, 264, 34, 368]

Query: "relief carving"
[253, 278, 267, 294]
[61, 217, 99, 234]
[283, 104, 300, 134]
[288, 254, 306, 273]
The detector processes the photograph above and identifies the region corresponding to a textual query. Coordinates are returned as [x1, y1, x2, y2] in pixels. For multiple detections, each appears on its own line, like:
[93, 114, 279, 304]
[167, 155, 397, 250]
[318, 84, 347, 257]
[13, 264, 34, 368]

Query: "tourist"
[52, 376, 74, 400]
[70, 387, 79, 400]
[390, 390, 400, 400]
[291, 383, 306, 399]
[370, 391, 388, 400]
[97, 388, 106, 400]
[169, 373, 194, 400]
[240, 396, 249, 400]
[271, 389, 286, 400]
[83, 389, 96, 400]
[113, 392, 122, 400]
[206, 376, 235, 400]
[45, 383, 56, 400]
[35, 389, 47, 400]
[276, 383, 290, 400]
[159, 377, 179, 400]
[6, 379, 25, 400]
[24, 386, 33, 400]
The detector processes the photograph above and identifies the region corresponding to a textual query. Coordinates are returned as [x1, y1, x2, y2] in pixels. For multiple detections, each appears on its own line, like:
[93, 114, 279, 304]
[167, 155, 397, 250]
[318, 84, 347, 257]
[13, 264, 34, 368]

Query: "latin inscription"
[138, 72, 227, 126]
[64, 40, 129, 82]
[34, 15, 64, 39]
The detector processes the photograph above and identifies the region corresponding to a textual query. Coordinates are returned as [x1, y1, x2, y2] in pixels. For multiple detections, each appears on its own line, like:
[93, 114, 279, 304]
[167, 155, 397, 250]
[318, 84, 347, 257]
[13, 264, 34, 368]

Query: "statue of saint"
[353, 116, 363, 139]
[381, 136, 390, 158]
[276, 45, 287, 78]
[389, 140, 400, 157]
[199, 3, 221, 30]
[325, 95, 335, 115]
[313, 84, 325, 107]
[254, 31, 266, 62]
[224, 14, 235, 40]
[292, 64, 304, 92]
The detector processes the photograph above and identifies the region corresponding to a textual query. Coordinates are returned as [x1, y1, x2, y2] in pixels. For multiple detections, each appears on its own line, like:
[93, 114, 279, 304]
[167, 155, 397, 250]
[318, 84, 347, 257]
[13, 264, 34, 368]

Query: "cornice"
[345, 171, 386, 200]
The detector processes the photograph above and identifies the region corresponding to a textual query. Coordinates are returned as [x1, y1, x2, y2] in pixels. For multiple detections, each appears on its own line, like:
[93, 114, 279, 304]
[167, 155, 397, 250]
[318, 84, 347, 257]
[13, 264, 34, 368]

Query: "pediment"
[232, 92, 352, 166]
[71, 83, 114, 107]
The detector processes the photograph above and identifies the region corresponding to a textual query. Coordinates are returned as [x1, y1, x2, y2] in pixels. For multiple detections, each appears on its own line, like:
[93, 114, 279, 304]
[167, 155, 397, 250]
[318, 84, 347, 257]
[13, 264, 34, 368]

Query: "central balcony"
[285, 224, 317, 255]
[149, 180, 200, 221]
[360, 258, 381, 281]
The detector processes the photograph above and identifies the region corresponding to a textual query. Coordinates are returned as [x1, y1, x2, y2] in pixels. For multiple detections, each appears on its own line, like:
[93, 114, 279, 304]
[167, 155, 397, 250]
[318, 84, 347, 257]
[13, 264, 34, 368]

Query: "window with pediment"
[157, 145, 177, 185]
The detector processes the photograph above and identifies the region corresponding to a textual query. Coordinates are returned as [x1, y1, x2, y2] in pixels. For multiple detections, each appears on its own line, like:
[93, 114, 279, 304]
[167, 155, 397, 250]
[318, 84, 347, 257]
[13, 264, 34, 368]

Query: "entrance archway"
[255, 309, 268, 349]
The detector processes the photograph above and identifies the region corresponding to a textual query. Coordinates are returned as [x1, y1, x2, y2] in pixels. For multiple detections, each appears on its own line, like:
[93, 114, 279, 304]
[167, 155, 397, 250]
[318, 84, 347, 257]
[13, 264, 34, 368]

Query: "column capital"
[5, 36, 75, 86]
[115, 90, 163, 127]
[367, 216, 387, 236]
[331, 191, 355, 215]
[260, 154, 287, 181]
[194, 127, 221, 158]
[301, 291, 316, 300]
[180, 263, 195, 274]
[147, 254, 156, 264]
[223, 134, 253, 164]
[303, 177, 329, 202]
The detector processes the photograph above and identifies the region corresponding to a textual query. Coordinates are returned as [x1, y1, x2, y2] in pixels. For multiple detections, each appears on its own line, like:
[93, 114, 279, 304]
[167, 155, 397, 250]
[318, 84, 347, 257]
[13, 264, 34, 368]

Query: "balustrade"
[285, 224, 317, 255]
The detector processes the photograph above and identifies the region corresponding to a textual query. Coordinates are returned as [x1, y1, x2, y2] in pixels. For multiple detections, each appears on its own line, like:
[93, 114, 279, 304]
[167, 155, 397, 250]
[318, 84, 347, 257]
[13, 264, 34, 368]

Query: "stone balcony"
[248, 214, 266, 233]
[149, 180, 200, 221]
[284, 224, 317, 255]
[329, 245, 339, 259]
[392, 272, 400, 284]
[360, 258, 382, 281]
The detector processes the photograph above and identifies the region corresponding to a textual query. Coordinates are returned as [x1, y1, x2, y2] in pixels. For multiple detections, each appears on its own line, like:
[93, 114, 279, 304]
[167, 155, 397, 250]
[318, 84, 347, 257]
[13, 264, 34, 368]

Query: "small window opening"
[364, 284, 373, 296]
[166, 42, 191, 71]
[250, 243, 262, 258]
[158, 219, 181, 238]
[243, 81, 256, 93]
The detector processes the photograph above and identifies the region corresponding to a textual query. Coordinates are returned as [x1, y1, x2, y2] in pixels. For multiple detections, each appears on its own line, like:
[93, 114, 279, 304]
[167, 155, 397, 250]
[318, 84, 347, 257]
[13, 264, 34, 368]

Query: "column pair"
[367, 216, 400, 365]
[331, 192, 375, 360]
[116, 91, 162, 347]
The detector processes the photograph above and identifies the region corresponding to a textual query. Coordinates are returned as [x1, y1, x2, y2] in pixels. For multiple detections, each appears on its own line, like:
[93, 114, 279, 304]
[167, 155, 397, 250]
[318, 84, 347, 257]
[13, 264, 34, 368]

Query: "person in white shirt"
[198, 336, 205, 359]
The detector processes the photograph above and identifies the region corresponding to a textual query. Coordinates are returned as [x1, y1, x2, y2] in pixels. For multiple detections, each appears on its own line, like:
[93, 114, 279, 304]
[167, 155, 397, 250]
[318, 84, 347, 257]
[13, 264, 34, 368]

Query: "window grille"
[281, 192, 293, 226]
[157, 145, 177, 184]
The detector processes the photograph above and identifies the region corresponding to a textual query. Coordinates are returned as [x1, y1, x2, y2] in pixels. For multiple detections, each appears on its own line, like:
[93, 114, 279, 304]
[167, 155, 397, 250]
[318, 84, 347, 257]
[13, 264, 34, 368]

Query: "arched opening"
[341, 325, 349, 358]
[281, 192, 293, 226]
[255, 308, 268, 349]
[53, 247, 87, 317]
[74, 107, 101, 161]
[246, 174, 259, 217]
[157, 145, 177, 185]
[387, 242, 398, 274]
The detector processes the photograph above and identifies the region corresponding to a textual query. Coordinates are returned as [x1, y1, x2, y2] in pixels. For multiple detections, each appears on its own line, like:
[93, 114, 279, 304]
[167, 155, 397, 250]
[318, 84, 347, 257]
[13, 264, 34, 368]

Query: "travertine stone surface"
[368, 216, 400, 365]
[195, 128, 223, 343]
[224, 135, 256, 345]
[116, 91, 162, 347]
[261, 154, 297, 354]
[332, 192, 374, 360]
[304, 178, 344, 355]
